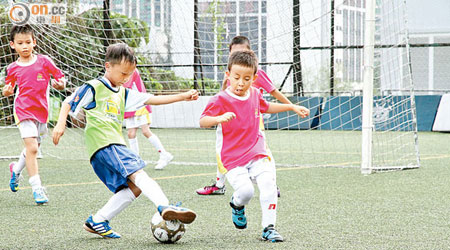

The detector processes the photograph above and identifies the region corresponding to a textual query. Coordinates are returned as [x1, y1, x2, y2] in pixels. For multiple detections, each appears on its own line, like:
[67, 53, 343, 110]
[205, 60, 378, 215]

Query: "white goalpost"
[0, 0, 419, 173]
[361, 0, 375, 174]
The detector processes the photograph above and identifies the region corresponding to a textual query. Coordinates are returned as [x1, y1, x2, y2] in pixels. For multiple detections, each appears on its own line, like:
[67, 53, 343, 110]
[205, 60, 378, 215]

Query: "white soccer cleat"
[155, 152, 173, 170]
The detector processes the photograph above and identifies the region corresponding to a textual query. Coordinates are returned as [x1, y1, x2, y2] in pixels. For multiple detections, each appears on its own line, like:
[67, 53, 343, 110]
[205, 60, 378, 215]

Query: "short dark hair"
[105, 43, 137, 65]
[10, 25, 35, 42]
[229, 36, 251, 51]
[227, 50, 258, 74]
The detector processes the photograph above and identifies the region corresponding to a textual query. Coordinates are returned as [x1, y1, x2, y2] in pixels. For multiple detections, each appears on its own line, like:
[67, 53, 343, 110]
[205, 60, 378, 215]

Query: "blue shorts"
[90, 144, 146, 193]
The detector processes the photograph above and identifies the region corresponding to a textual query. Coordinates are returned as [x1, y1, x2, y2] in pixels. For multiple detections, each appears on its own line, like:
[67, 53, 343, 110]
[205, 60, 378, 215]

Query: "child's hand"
[2, 84, 14, 97]
[52, 78, 65, 90]
[183, 89, 199, 101]
[217, 112, 236, 124]
[52, 122, 66, 145]
[292, 105, 310, 118]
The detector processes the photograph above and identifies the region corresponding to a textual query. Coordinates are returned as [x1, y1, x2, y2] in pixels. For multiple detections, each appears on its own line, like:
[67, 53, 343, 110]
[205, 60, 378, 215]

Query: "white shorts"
[125, 114, 152, 129]
[17, 120, 48, 143]
[226, 157, 275, 190]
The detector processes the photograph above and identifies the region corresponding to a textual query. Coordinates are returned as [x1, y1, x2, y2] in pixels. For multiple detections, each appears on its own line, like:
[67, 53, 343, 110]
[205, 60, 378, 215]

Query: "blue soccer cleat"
[33, 187, 48, 205]
[83, 215, 121, 239]
[230, 197, 247, 229]
[9, 162, 20, 192]
[158, 204, 197, 224]
[261, 224, 284, 242]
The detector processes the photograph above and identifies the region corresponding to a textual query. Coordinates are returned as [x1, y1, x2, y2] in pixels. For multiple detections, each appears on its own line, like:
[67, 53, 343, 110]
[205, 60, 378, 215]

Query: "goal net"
[0, 0, 419, 172]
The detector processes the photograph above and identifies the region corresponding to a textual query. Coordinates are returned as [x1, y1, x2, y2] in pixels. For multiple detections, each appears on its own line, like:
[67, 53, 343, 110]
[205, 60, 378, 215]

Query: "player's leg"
[196, 154, 226, 195]
[93, 182, 140, 223]
[126, 117, 140, 155]
[250, 158, 283, 242]
[23, 137, 48, 204]
[37, 145, 43, 159]
[196, 168, 226, 195]
[266, 147, 281, 198]
[226, 166, 254, 229]
[141, 114, 173, 169]
[85, 182, 140, 239]
[128, 168, 196, 224]
[84, 145, 146, 238]
[9, 148, 26, 192]
[17, 120, 48, 204]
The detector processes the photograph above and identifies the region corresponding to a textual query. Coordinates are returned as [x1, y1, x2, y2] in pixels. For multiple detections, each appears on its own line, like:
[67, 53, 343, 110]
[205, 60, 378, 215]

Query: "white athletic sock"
[256, 172, 278, 228]
[93, 188, 136, 222]
[215, 170, 226, 188]
[13, 149, 27, 174]
[134, 171, 169, 207]
[148, 134, 166, 153]
[129, 138, 140, 155]
[28, 174, 42, 191]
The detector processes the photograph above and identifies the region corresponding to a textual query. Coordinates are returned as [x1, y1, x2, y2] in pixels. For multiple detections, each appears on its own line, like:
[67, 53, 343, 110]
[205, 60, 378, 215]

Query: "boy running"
[199, 50, 309, 242]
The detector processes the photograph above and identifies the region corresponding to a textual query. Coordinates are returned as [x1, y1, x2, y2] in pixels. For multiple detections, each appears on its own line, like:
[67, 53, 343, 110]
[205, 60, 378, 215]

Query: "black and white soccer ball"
[150, 212, 185, 243]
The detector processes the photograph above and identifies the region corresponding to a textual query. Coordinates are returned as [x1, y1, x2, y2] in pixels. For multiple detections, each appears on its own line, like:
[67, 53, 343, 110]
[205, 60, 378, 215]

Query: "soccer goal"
[0, 0, 419, 173]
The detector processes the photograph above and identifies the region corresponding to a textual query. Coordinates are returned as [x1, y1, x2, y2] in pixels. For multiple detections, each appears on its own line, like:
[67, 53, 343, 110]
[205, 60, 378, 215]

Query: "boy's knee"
[128, 129, 137, 138]
[142, 130, 152, 138]
[24, 141, 39, 155]
[127, 180, 142, 197]
[130, 185, 141, 198]
[235, 184, 254, 205]
[257, 172, 277, 199]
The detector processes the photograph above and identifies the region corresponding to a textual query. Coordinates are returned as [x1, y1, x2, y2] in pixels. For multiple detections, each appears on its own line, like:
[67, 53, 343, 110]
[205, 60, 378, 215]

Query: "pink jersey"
[5, 54, 64, 124]
[201, 87, 270, 171]
[226, 69, 276, 94]
[123, 69, 152, 118]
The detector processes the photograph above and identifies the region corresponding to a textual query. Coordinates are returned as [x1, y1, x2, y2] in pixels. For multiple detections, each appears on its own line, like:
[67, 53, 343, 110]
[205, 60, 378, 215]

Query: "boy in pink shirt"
[200, 50, 309, 242]
[2, 25, 65, 205]
[196, 36, 291, 196]
[123, 69, 173, 169]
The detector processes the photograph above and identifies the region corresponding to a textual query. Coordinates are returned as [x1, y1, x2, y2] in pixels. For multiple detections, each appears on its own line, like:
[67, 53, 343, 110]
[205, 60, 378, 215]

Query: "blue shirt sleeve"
[69, 84, 96, 113]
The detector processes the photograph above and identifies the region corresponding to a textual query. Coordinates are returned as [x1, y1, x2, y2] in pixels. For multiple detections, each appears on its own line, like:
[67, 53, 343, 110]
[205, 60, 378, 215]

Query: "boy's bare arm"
[53, 102, 71, 145]
[145, 89, 199, 105]
[266, 102, 310, 118]
[270, 89, 292, 104]
[200, 112, 236, 128]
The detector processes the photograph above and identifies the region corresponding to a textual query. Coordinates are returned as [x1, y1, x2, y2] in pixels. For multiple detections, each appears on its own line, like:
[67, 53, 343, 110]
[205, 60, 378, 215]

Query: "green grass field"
[0, 130, 449, 249]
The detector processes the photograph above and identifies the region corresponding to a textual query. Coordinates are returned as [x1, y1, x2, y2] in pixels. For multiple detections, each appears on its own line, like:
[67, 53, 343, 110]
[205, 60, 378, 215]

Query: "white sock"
[29, 174, 42, 191]
[134, 171, 169, 207]
[13, 149, 27, 174]
[148, 134, 166, 153]
[129, 138, 140, 155]
[93, 188, 136, 222]
[256, 171, 278, 228]
[215, 171, 226, 188]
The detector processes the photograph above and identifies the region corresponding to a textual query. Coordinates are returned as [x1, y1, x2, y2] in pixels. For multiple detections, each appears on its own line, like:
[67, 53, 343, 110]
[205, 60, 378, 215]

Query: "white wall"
[265, 1, 293, 92]
[407, 0, 450, 33]
[151, 96, 211, 128]
[170, 0, 194, 79]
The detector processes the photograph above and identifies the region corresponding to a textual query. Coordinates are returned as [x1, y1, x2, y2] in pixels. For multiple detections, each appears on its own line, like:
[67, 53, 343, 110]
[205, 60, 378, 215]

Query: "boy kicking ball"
[53, 43, 198, 238]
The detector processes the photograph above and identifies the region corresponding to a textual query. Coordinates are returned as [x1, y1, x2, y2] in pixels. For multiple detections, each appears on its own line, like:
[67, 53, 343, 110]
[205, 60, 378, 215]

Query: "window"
[140, 0, 151, 26]
[198, 0, 267, 81]
[155, 0, 161, 27]
[240, 0, 258, 14]
[131, 0, 137, 17]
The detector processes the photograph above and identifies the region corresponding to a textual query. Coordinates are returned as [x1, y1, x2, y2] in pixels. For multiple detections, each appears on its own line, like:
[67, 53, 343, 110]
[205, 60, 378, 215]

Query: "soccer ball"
[150, 212, 185, 243]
